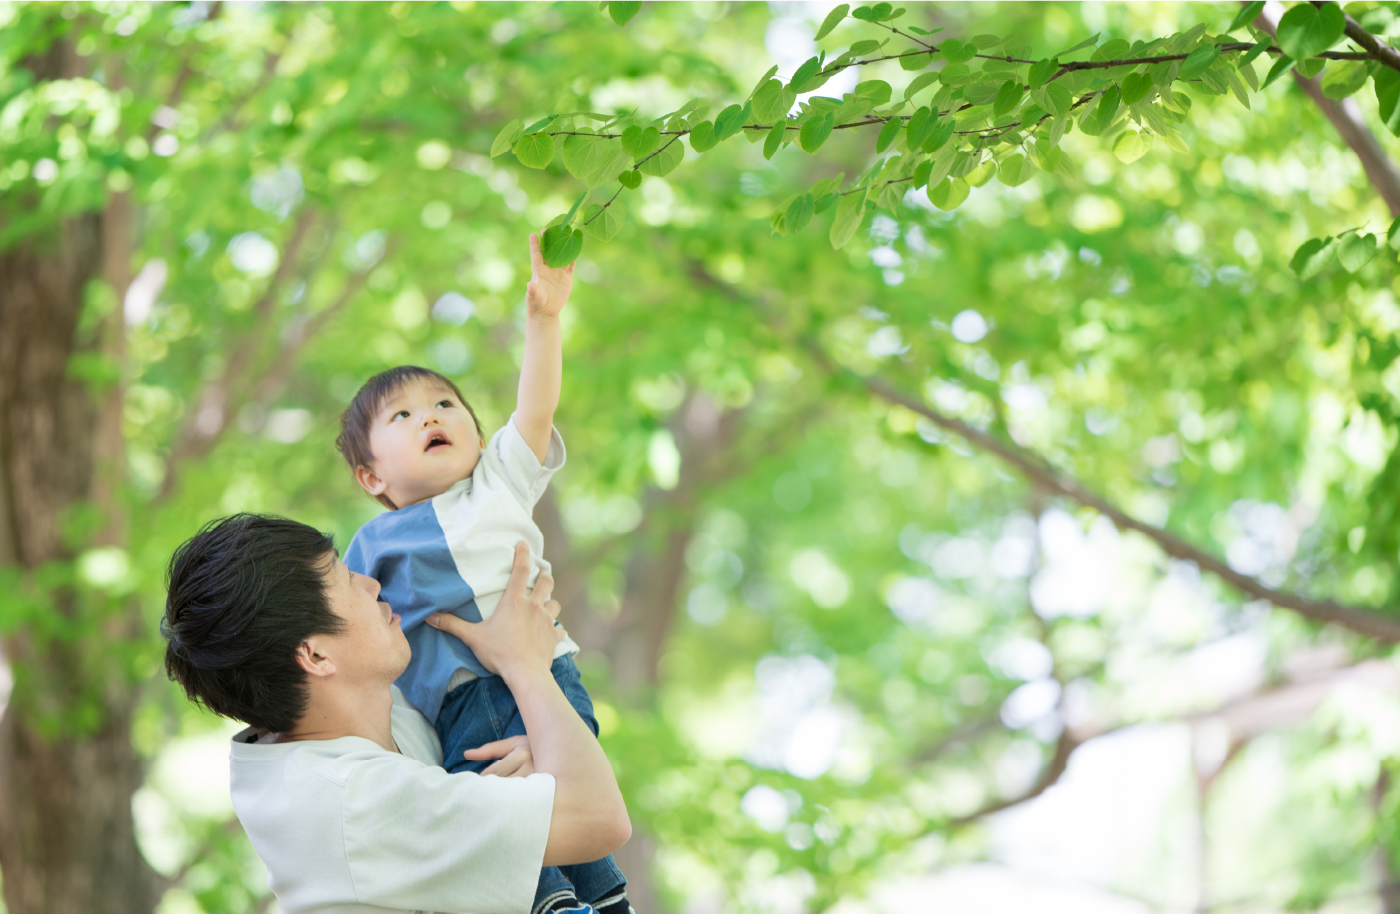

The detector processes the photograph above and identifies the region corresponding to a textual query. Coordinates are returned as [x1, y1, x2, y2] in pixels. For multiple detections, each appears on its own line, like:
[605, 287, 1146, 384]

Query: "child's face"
[355, 378, 484, 509]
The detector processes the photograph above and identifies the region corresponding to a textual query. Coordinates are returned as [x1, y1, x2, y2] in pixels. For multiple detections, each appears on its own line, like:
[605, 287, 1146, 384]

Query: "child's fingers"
[463, 735, 528, 759]
[528, 232, 542, 279]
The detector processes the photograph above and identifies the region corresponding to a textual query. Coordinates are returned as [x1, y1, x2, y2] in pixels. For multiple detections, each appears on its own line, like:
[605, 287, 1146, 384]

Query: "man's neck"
[281, 683, 399, 752]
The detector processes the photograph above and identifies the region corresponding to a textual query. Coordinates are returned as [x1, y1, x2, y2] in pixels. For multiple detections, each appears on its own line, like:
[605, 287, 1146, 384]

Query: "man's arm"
[427, 543, 630, 865]
[514, 232, 573, 463]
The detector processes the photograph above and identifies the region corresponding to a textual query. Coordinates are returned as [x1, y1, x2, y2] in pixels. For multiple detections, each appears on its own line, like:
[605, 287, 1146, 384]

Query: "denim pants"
[437, 655, 627, 912]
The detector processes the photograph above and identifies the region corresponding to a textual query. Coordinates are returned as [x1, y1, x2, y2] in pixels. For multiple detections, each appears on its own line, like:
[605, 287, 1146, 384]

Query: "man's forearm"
[514, 314, 561, 461]
[500, 662, 630, 865]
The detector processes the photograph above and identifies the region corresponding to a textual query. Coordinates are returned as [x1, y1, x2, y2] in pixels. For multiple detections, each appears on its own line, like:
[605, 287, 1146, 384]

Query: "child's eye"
[436, 400, 453, 409]
[393, 410, 409, 420]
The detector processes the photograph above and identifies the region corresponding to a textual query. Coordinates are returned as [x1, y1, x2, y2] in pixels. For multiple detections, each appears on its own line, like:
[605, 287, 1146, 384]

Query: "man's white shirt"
[229, 687, 554, 914]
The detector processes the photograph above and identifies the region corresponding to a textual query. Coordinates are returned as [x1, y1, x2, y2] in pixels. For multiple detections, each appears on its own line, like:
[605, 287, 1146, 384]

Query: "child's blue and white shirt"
[344, 415, 579, 724]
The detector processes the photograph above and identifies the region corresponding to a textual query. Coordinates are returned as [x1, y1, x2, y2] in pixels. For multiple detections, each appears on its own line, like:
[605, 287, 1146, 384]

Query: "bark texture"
[0, 39, 156, 914]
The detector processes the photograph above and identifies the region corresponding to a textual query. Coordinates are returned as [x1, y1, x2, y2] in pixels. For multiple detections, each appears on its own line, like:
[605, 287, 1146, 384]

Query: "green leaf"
[618, 169, 641, 189]
[903, 106, 934, 149]
[926, 176, 970, 210]
[1290, 236, 1336, 280]
[1241, 40, 1270, 66]
[855, 80, 893, 106]
[714, 102, 750, 140]
[581, 201, 625, 241]
[1296, 57, 1326, 79]
[522, 115, 558, 135]
[752, 81, 797, 125]
[965, 159, 996, 187]
[996, 153, 1036, 186]
[1262, 55, 1294, 89]
[800, 112, 835, 152]
[904, 71, 942, 99]
[564, 136, 626, 188]
[1229, 1, 1266, 33]
[875, 116, 902, 153]
[1113, 129, 1153, 163]
[922, 116, 955, 152]
[870, 2, 892, 20]
[607, 1, 641, 25]
[815, 4, 849, 40]
[491, 119, 524, 157]
[762, 123, 786, 159]
[1338, 232, 1379, 272]
[688, 120, 719, 152]
[900, 51, 934, 71]
[786, 193, 815, 233]
[638, 137, 683, 176]
[1388, 215, 1400, 252]
[1276, 2, 1345, 61]
[1041, 81, 1073, 117]
[748, 65, 780, 101]
[1093, 84, 1122, 133]
[540, 224, 583, 267]
[970, 34, 1003, 50]
[1093, 38, 1131, 61]
[1120, 71, 1153, 106]
[514, 132, 556, 169]
[563, 191, 588, 225]
[829, 190, 866, 249]
[848, 39, 882, 55]
[792, 56, 826, 93]
[1055, 32, 1101, 59]
[622, 125, 660, 159]
[992, 80, 1024, 117]
[1321, 61, 1370, 99]
[938, 63, 971, 86]
[1028, 58, 1058, 89]
[851, 5, 875, 21]
[1179, 42, 1220, 79]
[913, 159, 933, 188]
[941, 38, 976, 64]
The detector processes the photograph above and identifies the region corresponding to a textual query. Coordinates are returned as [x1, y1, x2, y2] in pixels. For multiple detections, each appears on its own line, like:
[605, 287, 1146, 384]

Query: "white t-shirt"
[229, 687, 555, 914]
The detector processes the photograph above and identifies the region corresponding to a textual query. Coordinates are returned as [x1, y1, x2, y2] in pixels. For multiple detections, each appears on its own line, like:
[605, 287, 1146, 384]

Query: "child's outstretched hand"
[526, 232, 574, 319]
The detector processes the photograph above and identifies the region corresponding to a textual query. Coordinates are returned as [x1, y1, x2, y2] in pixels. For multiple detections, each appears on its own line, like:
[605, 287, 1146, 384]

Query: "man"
[162, 513, 631, 914]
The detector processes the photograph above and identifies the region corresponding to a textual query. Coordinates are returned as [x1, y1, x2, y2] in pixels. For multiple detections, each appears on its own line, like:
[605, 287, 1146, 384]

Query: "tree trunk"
[0, 164, 157, 912]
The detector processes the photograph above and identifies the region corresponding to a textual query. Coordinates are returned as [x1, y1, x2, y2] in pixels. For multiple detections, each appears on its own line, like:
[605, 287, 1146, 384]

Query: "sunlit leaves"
[1375, 69, 1400, 135]
[1028, 58, 1057, 89]
[905, 106, 935, 149]
[1179, 42, 1220, 79]
[618, 169, 641, 189]
[1291, 237, 1337, 279]
[786, 193, 814, 232]
[815, 4, 848, 41]
[996, 153, 1036, 186]
[926, 176, 969, 210]
[1276, 2, 1345, 61]
[1120, 71, 1153, 106]
[622, 125, 660, 159]
[992, 80, 1023, 117]
[689, 120, 719, 152]
[1113, 129, 1153, 163]
[491, 119, 524, 157]
[828, 190, 865, 248]
[875, 116, 902, 153]
[714, 103, 749, 141]
[1338, 232, 1379, 272]
[1228, 1, 1266, 33]
[799, 112, 835, 152]
[752, 80, 796, 125]
[540, 222, 583, 267]
[513, 131, 555, 169]
[1320, 61, 1369, 99]
[940, 37, 976, 63]
[637, 138, 683, 176]
[604, 0, 641, 26]
[581, 200, 625, 241]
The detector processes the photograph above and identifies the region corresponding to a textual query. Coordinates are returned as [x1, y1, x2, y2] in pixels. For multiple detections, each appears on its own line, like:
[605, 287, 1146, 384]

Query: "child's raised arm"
[514, 233, 574, 462]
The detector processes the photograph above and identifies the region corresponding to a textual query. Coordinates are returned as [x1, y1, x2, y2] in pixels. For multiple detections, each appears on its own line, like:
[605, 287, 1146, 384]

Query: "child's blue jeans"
[436, 655, 627, 914]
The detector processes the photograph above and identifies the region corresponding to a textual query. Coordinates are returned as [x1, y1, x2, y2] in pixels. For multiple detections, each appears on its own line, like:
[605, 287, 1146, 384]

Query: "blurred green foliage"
[6, 2, 1400, 912]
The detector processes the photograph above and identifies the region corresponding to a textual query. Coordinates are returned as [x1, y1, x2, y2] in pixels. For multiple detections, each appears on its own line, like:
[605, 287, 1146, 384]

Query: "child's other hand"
[466, 734, 535, 777]
[526, 232, 574, 319]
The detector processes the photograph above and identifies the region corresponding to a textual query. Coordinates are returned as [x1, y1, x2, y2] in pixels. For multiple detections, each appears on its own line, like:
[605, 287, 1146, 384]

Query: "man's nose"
[355, 572, 382, 597]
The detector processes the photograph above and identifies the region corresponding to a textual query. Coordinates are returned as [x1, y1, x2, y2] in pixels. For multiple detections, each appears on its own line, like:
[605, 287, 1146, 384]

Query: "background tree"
[3, 3, 1400, 913]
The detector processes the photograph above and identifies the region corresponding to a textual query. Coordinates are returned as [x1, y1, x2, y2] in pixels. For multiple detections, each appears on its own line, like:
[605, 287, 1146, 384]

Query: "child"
[337, 234, 630, 914]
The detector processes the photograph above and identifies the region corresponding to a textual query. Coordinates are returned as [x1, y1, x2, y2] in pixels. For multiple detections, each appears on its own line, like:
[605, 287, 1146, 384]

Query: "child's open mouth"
[424, 431, 452, 453]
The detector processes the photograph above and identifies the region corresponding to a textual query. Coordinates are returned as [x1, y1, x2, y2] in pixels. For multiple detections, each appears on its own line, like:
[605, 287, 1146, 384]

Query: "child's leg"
[438, 674, 619, 913]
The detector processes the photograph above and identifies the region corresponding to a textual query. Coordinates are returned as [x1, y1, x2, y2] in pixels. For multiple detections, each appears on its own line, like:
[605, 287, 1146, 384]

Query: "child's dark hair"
[335, 365, 482, 509]
[162, 513, 344, 734]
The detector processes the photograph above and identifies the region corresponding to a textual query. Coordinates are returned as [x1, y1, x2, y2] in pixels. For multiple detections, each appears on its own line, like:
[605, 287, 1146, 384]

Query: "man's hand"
[427, 542, 563, 679]
[465, 735, 535, 777]
[525, 232, 574, 319]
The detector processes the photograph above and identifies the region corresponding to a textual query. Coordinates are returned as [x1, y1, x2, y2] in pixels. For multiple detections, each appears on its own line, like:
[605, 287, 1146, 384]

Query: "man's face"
[318, 554, 410, 682]
[357, 378, 484, 509]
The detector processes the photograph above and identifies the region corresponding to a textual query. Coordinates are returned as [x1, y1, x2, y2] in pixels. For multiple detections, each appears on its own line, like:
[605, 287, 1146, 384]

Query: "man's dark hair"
[335, 365, 482, 510]
[163, 513, 345, 733]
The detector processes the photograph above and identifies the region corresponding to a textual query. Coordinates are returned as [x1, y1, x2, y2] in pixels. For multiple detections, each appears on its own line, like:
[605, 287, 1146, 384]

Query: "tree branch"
[1341, 8, 1400, 74]
[1254, 7, 1400, 217]
[832, 362, 1400, 642]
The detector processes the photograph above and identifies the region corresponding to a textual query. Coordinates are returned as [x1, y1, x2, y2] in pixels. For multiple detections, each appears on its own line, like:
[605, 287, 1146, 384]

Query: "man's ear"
[294, 638, 338, 680]
[355, 464, 388, 497]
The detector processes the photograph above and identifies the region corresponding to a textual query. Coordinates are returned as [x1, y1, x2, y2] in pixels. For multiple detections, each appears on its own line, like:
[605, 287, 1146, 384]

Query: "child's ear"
[355, 465, 388, 497]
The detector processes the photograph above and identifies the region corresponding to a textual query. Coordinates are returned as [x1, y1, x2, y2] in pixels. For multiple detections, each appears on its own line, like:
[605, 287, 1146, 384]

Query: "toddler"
[338, 234, 629, 914]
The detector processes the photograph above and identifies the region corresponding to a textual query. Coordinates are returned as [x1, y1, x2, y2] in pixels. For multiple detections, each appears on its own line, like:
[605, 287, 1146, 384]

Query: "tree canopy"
[3, 2, 1400, 913]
